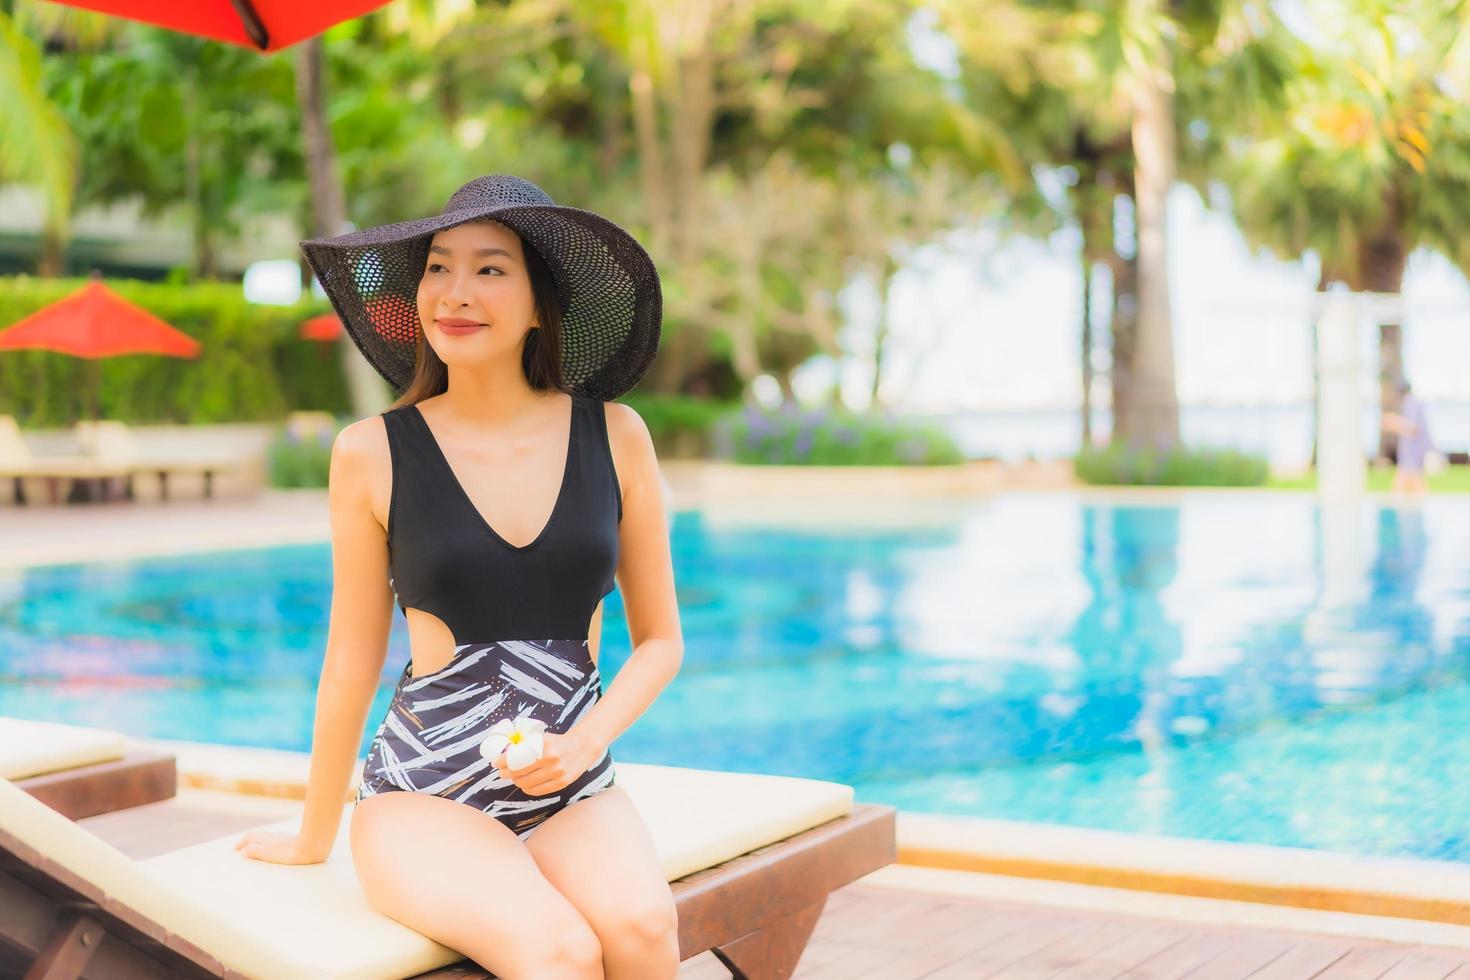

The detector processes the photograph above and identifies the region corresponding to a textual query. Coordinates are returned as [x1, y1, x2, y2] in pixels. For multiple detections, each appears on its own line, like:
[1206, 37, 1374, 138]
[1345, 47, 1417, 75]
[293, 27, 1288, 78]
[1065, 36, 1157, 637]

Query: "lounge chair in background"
[0, 761, 895, 979]
[0, 415, 131, 505]
[4, 717, 177, 819]
[74, 420, 257, 502]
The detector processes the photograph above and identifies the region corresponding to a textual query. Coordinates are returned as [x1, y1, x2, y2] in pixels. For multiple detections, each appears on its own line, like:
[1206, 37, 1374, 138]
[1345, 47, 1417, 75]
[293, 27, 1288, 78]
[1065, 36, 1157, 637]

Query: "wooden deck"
[75, 792, 1470, 980]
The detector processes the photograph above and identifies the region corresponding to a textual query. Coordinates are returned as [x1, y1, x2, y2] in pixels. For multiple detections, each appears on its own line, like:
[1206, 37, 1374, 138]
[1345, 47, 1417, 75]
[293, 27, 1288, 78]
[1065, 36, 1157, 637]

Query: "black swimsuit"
[355, 394, 622, 839]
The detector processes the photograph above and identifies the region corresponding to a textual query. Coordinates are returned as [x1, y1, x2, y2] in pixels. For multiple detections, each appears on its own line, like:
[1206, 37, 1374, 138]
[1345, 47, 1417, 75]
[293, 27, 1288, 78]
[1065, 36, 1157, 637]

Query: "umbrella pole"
[89, 359, 101, 422]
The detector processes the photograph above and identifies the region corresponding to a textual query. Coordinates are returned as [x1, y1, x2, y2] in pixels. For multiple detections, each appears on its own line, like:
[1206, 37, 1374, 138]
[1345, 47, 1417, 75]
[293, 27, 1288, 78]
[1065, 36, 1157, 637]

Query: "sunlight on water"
[1, 493, 1467, 861]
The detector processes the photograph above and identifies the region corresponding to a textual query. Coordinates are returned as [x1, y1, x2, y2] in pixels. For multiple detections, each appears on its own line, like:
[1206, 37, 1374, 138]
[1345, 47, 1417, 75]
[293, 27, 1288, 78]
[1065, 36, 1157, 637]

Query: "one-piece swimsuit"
[355, 393, 622, 840]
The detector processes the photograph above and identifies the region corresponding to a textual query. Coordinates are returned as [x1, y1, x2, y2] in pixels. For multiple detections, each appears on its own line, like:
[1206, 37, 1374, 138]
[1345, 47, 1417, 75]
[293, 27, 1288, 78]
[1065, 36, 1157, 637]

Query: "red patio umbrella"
[36, 0, 391, 51]
[0, 278, 202, 420]
[299, 313, 344, 342]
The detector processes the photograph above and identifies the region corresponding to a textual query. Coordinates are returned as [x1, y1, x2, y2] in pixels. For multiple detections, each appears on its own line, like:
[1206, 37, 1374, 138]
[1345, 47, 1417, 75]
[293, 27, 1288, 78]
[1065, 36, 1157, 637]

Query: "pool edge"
[140, 736, 1470, 932]
[898, 810, 1470, 927]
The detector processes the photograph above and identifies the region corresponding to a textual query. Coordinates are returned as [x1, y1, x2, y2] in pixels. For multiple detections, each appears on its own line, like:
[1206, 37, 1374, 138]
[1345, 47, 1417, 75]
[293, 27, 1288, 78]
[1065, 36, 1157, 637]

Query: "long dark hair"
[389, 220, 571, 410]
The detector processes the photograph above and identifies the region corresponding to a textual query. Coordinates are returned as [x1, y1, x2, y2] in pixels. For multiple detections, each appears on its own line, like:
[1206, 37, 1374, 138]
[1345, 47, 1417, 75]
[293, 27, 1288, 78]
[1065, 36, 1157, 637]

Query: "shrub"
[618, 392, 740, 457]
[267, 420, 344, 488]
[0, 275, 350, 426]
[1074, 443, 1269, 486]
[711, 401, 965, 465]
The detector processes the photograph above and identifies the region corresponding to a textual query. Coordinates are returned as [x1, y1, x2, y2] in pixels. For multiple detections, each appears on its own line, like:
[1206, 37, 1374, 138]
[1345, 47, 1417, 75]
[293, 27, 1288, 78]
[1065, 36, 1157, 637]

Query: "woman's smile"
[436, 317, 486, 335]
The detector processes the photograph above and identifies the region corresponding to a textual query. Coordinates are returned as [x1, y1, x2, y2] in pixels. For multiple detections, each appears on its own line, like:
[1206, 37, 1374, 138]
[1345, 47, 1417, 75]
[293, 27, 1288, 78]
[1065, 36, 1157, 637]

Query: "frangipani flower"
[480, 717, 547, 770]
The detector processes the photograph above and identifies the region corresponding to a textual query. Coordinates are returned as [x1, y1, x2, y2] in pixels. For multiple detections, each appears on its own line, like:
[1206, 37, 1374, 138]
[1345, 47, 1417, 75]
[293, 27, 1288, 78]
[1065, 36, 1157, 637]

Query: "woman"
[1386, 378, 1438, 495]
[233, 175, 682, 979]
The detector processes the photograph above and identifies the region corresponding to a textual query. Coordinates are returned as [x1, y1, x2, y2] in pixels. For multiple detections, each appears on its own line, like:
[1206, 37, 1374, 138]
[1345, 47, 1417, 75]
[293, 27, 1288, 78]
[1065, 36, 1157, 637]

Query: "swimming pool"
[2, 493, 1466, 863]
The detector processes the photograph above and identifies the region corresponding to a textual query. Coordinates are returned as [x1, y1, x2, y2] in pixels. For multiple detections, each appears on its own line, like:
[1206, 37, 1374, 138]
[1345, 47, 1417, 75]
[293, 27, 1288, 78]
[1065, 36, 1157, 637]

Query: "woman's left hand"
[494, 729, 604, 796]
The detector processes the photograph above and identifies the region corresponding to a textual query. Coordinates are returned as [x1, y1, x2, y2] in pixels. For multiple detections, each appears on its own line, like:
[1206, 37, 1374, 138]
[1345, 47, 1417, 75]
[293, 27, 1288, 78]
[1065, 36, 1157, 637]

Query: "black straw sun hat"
[299, 174, 661, 400]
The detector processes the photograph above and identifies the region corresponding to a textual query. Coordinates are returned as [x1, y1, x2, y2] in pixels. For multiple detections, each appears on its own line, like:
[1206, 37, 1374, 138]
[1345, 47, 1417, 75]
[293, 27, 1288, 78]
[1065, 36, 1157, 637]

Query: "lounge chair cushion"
[4, 762, 852, 980]
[0, 717, 129, 780]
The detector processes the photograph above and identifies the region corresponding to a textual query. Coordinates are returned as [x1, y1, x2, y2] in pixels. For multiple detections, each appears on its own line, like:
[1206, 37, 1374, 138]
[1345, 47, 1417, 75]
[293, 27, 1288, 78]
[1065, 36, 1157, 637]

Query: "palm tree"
[946, 1, 1290, 454]
[1221, 0, 1470, 461]
[0, 2, 108, 274]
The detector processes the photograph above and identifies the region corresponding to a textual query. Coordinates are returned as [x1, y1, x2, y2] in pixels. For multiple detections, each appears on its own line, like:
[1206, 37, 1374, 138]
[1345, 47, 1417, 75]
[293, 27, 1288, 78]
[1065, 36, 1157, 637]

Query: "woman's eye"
[426, 263, 501, 275]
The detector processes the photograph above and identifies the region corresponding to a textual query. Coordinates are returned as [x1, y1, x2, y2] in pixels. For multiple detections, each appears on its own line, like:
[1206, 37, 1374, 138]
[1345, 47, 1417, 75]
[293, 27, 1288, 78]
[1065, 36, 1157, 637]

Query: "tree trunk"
[1119, 43, 1181, 453]
[669, 5, 714, 267]
[1357, 193, 1408, 463]
[597, 71, 626, 183]
[183, 68, 204, 278]
[37, 229, 64, 276]
[296, 36, 388, 417]
[1077, 190, 1104, 449]
[870, 254, 897, 409]
[1105, 231, 1139, 448]
[629, 68, 671, 259]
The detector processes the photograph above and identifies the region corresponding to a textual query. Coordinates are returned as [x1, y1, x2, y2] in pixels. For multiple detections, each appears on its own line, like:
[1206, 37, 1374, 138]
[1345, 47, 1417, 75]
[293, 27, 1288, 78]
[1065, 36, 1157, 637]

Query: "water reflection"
[3, 495, 1470, 859]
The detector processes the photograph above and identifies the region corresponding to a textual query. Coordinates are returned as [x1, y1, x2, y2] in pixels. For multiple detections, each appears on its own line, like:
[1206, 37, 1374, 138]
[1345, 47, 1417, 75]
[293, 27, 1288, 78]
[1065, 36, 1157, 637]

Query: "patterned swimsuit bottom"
[356, 638, 617, 840]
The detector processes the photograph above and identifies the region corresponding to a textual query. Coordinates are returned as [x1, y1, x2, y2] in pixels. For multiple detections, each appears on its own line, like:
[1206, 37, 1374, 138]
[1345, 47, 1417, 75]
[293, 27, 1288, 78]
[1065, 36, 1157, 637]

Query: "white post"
[1315, 292, 1367, 501]
[1314, 291, 1366, 609]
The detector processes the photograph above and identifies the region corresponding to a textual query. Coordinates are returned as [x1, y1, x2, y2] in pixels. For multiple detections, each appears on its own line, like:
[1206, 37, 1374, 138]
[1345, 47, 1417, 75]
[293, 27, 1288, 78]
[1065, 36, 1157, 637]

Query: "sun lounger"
[0, 763, 895, 979]
[3, 718, 177, 819]
[0, 415, 133, 505]
[74, 420, 257, 502]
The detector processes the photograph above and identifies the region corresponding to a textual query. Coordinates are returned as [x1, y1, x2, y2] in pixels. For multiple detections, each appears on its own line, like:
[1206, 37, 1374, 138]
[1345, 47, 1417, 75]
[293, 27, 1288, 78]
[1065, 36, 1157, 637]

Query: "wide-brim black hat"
[299, 174, 661, 400]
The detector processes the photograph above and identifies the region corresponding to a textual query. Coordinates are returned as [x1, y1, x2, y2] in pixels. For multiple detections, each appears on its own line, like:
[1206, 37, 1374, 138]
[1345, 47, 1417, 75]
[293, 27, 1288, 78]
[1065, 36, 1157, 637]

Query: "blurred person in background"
[1384, 380, 1439, 494]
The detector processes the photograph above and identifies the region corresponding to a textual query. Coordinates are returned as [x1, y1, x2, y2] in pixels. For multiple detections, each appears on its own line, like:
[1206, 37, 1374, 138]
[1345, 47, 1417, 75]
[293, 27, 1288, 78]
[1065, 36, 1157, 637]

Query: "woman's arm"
[236, 417, 395, 863]
[570, 402, 683, 753]
[298, 417, 396, 852]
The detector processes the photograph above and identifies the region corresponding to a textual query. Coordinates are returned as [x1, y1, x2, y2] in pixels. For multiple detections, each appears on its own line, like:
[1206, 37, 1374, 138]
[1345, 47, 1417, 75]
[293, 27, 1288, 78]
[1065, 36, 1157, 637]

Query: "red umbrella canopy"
[0, 281, 202, 358]
[299, 313, 344, 342]
[36, 0, 391, 52]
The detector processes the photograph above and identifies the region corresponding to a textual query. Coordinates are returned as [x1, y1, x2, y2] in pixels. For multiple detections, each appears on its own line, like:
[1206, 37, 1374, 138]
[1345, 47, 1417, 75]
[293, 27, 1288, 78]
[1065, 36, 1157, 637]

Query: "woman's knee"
[599, 891, 679, 955]
[539, 916, 605, 973]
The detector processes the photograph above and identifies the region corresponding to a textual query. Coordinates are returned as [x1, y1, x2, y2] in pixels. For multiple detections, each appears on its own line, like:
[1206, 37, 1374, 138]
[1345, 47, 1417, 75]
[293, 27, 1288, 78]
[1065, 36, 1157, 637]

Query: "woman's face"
[416, 219, 538, 369]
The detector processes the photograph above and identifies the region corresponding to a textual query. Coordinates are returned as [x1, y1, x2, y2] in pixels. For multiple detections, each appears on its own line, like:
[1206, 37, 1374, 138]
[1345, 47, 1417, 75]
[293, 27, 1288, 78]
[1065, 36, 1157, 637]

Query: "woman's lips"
[436, 318, 485, 336]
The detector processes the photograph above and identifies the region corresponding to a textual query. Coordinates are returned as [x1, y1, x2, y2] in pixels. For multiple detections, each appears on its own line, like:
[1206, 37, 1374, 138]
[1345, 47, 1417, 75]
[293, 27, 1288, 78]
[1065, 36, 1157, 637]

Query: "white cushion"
[0, 717, 129, 780]
[3, 762, 852, 980]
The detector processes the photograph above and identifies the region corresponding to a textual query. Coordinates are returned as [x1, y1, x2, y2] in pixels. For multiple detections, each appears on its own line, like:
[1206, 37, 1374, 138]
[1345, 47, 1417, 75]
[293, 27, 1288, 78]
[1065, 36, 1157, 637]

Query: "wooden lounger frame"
[0, 798, 895, 980]
[15, 750, 178, 820]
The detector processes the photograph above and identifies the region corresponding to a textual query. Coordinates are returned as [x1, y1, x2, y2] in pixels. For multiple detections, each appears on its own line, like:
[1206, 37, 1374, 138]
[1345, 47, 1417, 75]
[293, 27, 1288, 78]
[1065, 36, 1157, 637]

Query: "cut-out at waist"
[405, 637, 599, 682]
[400, 605, 602, 679]
[399, 637, 600, 695]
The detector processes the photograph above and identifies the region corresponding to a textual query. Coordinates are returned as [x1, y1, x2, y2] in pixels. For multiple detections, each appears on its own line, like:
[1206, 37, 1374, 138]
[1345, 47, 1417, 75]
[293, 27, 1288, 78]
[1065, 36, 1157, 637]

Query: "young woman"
[1386, 379, 1439, 495]
[233, 176, 682, 979]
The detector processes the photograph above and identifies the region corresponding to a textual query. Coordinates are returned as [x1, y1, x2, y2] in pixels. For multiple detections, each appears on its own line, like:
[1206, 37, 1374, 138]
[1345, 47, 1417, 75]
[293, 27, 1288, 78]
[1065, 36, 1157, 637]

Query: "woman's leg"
[525, 785, 680, 980]
[352, 792, 604, 979]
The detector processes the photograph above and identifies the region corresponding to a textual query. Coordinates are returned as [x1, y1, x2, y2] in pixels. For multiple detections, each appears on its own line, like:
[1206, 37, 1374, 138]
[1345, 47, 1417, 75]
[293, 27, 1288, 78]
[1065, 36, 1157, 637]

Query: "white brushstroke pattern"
[554, 677, 597, 725]
[567, 762, 615, 803]
[499, 662, 566, 704]
[500, 640, 582, 687]
[402, 646, 491, 692]
[418, 688, 510, 745]
[411, 681, 494, 711]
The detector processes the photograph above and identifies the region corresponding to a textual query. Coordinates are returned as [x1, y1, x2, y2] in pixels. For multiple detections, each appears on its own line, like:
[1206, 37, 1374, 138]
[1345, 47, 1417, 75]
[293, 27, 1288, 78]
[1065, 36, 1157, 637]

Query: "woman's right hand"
[233, 828, 329, 865]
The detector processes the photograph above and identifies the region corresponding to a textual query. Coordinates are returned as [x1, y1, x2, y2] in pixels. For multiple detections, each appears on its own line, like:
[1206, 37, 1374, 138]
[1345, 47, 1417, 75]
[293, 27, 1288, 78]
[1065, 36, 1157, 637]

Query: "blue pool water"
[3, 494, 1468, 862]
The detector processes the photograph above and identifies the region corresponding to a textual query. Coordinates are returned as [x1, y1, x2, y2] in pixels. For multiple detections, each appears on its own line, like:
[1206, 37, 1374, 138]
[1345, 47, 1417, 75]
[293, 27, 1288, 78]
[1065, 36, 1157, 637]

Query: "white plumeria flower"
[480, 717, 547, 770]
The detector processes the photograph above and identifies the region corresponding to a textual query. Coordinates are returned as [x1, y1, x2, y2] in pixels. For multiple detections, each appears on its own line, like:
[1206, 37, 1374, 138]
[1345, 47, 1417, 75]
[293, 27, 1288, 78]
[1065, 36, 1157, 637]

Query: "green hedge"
[619, 391, 740, 458]
[1074, 443, 1270, 486]
[0, 275, 350, 426]
[710, 401, 966, 465]
[268, 418, 349, 488]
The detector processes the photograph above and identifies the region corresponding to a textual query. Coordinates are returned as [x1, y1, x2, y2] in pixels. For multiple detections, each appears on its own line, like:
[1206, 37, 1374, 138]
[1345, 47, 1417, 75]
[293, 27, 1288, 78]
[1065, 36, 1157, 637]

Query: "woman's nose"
[439, 269, 476, 306]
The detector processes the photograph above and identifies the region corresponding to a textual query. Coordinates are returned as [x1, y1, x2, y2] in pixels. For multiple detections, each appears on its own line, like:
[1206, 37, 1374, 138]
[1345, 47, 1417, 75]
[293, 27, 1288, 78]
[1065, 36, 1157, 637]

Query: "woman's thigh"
[351, 791, 601, 977]
[524, 785, 679, 952]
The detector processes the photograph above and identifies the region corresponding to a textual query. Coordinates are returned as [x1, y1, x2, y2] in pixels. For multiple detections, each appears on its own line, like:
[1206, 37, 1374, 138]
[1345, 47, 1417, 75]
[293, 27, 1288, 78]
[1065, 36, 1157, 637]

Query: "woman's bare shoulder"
[332, 414, 390, 468]
[602, 401, 650, 444]
[329, 415, 393, 525]
[602, 401, 658, 495]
